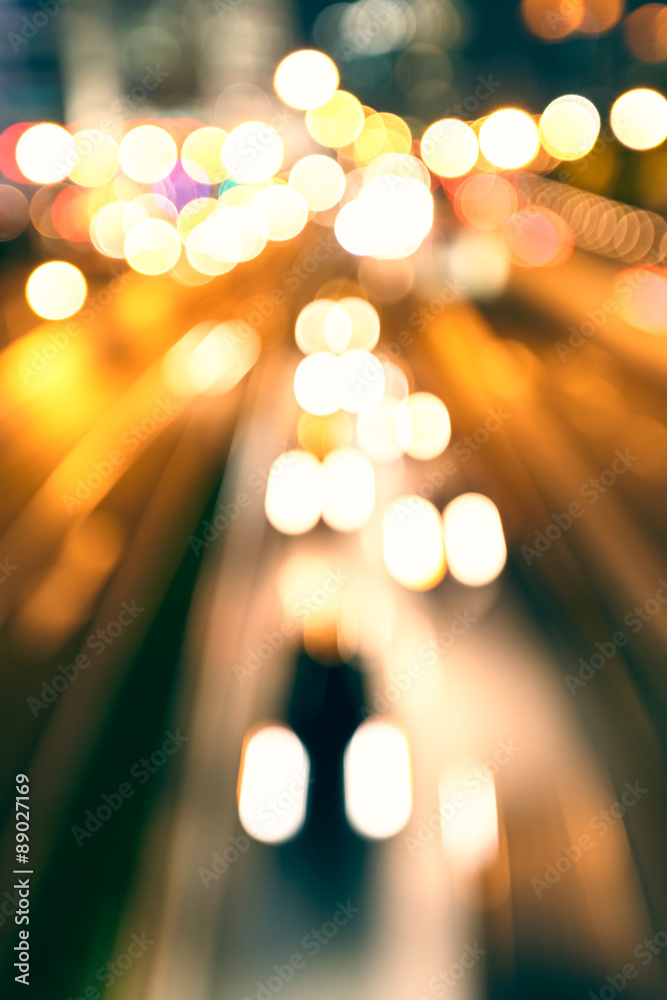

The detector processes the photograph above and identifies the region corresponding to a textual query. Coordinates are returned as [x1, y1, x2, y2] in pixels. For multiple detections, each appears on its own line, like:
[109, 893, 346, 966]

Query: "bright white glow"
[539, 94, 600, 160]
[368, 152, 431, 188]
[206, 205, 267, 262]
[323, 303, 352, 353]
[69, 130, 119, 186]
[439, 763, 499, 869]
[335, 173, 433, 258]
[294, 352, 340, 415]
[16, 124, 77, 184]
[383, 495, 446, 590]
[338, 297, 380, 351]
[177, 197, 220, 243]
[296, 299, 336, 354]
[274, 50, 339, 110]
[395, 392, 451, 460]
[337, 350, 385, 413]
[26, 261, 87, 320]
[344, 719, 412, 839]
[443, 493, 507, 586]
[119, 125, 177, 183]
[610, 88, 667, 150]
[222, 122, 284, 184]
[238, 725, 310, 844]
[295, 298, 380, 355]
[253, 184, 308, 241]
[264, 450, 323, 534]
[357, 397, 403, 462]
[421, 119, 479, 177]
[479, 109, 539, 169]
[124, 218, 181, 274]
[321, 448, 375, 531]
[90, 201, 141, 258]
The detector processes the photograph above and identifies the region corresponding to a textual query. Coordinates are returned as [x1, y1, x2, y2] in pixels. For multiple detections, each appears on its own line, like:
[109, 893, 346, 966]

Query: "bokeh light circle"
[289, 154, 346, 211]
[421, 119, 479, 177]
[16, 124, 77, 184]
[274, 50, 340, 110]
[222, 122, 283, 184]
[265, 450, 323, 534]
[321, 448, 375, 531]
[181, 127, 228, 183]
[395, 392, 451, 459]
[294, 352, 340, 414]
[119, 125, 177, 183]
[383, 495, 446, 590]
[124, 218, 181, 274]
[479, 109, 539, 169]
[443, 493, 506, 586]
[0, 185, 29, 240]
[69, 130, 119, 186]
[611, 88, 667, 150]
[337, 350, 385, 413]
[306, 91, 365, 148]
[539, 95, 600, 160]
[253, 184, 309, 241]
[26, 261, 87, 319]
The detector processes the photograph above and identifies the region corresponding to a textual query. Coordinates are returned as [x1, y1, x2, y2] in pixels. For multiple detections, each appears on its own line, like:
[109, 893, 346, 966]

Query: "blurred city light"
[344, 719, 413, 838]
[238, 725, 310, 843]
